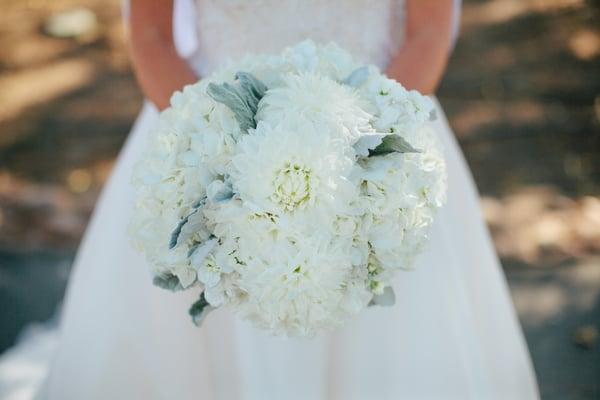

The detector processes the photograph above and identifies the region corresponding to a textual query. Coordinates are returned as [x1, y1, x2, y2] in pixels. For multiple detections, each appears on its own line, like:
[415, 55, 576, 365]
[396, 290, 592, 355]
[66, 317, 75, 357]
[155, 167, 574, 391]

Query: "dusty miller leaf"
[207, 180, 234, 203]
[353, 133, 386, 157]
[236, 72, 267, 108]
[368, 134, 421, 157]
[153, 273, 184, 292]
[189, 292, 215, 327]
[207, 72, 268, 132]
[169, 197, 207, 250]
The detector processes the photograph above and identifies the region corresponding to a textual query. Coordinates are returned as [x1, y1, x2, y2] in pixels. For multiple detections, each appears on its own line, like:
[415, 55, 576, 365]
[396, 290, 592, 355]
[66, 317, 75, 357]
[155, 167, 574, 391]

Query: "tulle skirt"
[7, 99, 539, 399]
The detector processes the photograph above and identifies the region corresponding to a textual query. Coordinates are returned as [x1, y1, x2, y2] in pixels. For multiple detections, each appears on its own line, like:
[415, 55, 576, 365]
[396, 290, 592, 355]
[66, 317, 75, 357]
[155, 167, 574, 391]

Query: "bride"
[6, 0, 540, 399]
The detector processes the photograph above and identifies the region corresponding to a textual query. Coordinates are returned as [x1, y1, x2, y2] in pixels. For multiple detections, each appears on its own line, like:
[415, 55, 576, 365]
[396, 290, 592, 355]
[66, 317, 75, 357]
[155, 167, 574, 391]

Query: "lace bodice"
[122, 0, 461, 77]
[188, 0, 405, 76]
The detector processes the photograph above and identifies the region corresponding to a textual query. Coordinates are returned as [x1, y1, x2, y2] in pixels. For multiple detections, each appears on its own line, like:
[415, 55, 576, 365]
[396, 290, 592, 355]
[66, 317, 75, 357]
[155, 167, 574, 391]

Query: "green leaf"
[207, 72, 268, 132]
[153, 272, 184, 292]
[189, 292, 214, 327]
[368, 134, 421, 157]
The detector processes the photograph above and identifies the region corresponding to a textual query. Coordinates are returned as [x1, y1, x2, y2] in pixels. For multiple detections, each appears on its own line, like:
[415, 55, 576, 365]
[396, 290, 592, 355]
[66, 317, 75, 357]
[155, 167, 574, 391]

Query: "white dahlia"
[230, 117, 358, 220]
[231, 232, 365, 336]
[257, 73, 372, 139]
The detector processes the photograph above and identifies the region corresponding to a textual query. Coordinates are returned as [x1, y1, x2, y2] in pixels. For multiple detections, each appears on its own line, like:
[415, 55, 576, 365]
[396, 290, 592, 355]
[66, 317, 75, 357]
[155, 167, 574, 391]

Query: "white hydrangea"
[361, 74, 436, 134]
[280, 40, 358, 80]
[130, 40, 447, 337]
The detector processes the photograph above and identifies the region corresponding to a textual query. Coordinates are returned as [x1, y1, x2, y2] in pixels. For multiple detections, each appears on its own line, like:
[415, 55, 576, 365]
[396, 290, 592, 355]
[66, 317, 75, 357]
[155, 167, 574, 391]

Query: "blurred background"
[0, 0, 598, 398]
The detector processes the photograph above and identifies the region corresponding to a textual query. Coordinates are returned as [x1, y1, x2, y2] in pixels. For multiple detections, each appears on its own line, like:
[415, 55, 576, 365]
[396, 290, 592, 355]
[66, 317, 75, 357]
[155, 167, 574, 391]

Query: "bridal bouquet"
[130, 40, 446, 336]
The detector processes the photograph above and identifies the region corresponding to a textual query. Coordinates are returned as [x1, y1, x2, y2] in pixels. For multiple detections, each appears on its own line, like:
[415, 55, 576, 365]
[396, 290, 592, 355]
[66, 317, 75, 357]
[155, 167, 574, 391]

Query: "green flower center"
[271, 161, 313, 211]
[204, 258, 220, 273]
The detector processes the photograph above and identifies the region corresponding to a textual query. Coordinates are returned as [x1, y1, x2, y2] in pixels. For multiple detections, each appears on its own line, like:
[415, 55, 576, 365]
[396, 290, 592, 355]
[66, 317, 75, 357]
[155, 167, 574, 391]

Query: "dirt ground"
[0, 0, 599, 398]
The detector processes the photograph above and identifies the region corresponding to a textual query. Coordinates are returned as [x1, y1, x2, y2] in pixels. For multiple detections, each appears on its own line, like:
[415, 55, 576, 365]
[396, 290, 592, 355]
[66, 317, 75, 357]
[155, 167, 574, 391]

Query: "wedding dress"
[0, 1, 539, 399]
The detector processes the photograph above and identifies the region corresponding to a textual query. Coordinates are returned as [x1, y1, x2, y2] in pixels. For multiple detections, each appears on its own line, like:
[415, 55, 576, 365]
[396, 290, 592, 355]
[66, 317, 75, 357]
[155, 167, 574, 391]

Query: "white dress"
[1, 1, 540, 399]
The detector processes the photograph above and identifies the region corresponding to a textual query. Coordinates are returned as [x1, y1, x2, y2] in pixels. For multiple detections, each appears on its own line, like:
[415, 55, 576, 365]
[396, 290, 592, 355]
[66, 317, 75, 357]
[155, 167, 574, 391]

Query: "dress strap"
[451, 0, 462, 47]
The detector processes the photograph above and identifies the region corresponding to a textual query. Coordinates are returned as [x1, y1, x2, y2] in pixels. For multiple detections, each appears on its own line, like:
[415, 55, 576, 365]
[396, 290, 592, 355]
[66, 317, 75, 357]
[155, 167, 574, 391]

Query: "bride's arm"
[385, 0, 455, 94]
[129, 0, 197, 110]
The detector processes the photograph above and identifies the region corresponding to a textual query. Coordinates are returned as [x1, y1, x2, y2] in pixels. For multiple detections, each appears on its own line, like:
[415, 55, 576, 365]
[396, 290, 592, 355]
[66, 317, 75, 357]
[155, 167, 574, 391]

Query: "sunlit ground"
[0, 0, 598, 398]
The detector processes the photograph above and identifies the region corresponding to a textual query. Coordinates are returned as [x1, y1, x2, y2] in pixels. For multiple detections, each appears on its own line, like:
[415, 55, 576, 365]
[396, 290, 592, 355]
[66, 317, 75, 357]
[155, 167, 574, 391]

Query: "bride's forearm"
[385, 0, 454, 94]
[130, 37, 197, 110]
[129, 0, 197, 110]
[385, 28, 451, 94]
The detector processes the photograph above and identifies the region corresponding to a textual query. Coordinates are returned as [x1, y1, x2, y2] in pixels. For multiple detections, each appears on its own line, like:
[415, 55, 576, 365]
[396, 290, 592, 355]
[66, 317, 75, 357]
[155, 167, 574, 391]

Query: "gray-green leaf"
[169, 198, 207, 250]
[368, 134, 421, 157]
[153, 272, 184, 292]
[353, 133, 386, 157]
[207, 180, 234, 203]
[189, 292, 214, 327]
[207, 72, 268, 132]
[236, 72, 267, 107]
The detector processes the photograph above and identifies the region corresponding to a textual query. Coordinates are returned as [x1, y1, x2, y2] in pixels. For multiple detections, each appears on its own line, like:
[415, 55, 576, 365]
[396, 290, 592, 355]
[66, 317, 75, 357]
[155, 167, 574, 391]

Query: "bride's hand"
[385, 0, 455, 95]
[129, 0, 198, 110]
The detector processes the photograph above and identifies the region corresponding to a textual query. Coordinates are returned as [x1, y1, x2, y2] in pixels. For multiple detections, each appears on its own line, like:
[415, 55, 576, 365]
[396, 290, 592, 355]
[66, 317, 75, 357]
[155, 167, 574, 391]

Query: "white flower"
[407, 90, 435, 123]
[281, 40, 360, 81]
[196, 255, 222, 288]
[204, 283, 226, 307]
[367, 210, 428, 270]
[172, 266, 197, 289]
[189, 238, 218, 267]
[361, 75, 435, 133]
[231, 232, 363, 336]
[256, 73, 372, 143]
[231, 118, 358, 220]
